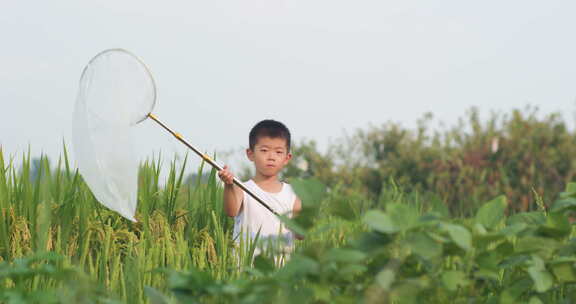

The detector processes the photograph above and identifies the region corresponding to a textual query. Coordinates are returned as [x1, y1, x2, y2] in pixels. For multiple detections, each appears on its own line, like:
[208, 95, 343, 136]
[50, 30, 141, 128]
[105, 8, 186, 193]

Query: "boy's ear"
[246, 148, 254, 161]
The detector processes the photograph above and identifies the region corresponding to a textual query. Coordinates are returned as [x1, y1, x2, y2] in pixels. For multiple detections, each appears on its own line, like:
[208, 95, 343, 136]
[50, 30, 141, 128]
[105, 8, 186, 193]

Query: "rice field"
[0, 146, 356, 303]
[3, 145, 576, 303]
[0, 147, 248, 303]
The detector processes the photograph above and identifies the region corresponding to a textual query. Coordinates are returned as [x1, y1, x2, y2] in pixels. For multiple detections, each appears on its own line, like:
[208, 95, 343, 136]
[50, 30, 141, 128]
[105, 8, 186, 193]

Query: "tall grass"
[0, 143, 359, 303]
[0, 145, 251, 303]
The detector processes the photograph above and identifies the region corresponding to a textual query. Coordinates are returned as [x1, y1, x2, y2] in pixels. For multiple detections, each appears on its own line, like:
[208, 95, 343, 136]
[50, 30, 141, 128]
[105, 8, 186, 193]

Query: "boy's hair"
[249, 120, 291, 152]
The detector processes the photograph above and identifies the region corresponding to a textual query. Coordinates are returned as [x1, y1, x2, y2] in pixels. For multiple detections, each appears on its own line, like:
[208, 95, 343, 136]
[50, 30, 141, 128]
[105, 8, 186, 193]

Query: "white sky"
[1, 1, 576, 173]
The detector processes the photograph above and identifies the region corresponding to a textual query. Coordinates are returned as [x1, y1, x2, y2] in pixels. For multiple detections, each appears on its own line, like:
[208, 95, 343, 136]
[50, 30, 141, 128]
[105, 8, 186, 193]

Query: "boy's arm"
[218, 166, 244, 217]
[293, 197, 305, 240]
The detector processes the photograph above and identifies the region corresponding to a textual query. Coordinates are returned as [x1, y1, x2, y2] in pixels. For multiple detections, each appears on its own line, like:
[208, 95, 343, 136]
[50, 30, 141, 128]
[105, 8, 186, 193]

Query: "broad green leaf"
[558, 238, 576, 256]
[278, 255, 320, 279]
[443, 224, 472, 251]
[476, 251, 504, 271]
[550, 258, 576, 283]
[474, 232, 505, 246]
[551, 256, 576, 263]
[474, 269, 499, 281]
[507, 211, 546, 226]
[221, 283, 243, 296]
[418, 213, 443, 224]
[389, 283, 420, 304]
[278, 214, 307, 236]
[528, 267, 554, 293]
[551, 263, 576, 283]
[354, 231, 393, 252]
[495, 241, 514, 256]
[387, 202, 420, 231]
[363, 210, 399, 234]
[325, 248, 366, 263]
[376, 269, 395, 290]
[499, 255, 531, 269]
[253, 255, 275, 274]
[515, 236, 559, 259]
[338, 264, 367, 278]
[551, 197, 576, 213]
[294, 205, 320, 230]
[144, 286, 170, 304]
[484, 296, 499, 304]
[559, 182, 576, 198]
[328, 196, 358, 221]
[527, 255, 555, 293]
[441, 270, 468, 291]
[473, 222, 487, 235]
[284, 179, 326, 231]
[290, 178, 326, 206]
[537, 211, 571, 238]
[529, 297, 544, 304]
[427, 231, 450, 243]
[528, 254, 546, 270]
[566, 182, 576, 194]
[478, 224, 528, 247]
[499, 278, 532, 304]
[475, 195, 507, 229]
[405, 232, 442, 260]
[498, 223, 528, 236]
[312, 284, 331, 302]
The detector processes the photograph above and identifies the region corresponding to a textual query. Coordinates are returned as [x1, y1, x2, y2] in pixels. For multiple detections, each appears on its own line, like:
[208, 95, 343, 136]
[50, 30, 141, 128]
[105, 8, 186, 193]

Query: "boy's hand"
[218, 165, 235, 185]
[220, 165, 243, 217]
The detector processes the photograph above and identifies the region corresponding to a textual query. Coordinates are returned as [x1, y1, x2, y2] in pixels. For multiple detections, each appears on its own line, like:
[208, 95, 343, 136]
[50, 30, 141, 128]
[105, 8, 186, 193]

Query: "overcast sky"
[1, 1, 575, 172]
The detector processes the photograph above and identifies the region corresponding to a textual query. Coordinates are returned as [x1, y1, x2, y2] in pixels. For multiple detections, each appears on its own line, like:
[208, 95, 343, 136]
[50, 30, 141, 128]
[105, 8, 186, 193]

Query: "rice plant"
[0, 146, 254, 303]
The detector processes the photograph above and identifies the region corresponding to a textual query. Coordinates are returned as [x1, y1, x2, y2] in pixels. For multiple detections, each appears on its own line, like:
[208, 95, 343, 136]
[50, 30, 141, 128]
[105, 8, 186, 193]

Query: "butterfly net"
[72, 49, 156, 222]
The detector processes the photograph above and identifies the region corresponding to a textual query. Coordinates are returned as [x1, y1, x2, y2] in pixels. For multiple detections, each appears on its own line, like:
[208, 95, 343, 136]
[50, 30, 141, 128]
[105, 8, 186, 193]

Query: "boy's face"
[246, 136, 291, 178]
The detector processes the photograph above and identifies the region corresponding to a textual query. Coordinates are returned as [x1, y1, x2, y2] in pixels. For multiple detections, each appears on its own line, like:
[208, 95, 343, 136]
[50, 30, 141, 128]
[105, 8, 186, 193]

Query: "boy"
[218, 119, 302, 252]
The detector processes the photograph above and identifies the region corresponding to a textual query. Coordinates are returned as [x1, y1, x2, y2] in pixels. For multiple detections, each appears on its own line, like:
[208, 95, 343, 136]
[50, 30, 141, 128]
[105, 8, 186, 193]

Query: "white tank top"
[233, 180, 296, 245]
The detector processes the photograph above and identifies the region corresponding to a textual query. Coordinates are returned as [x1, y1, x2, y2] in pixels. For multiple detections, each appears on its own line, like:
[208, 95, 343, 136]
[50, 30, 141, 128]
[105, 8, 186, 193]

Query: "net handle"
[147, 113, 279, 217]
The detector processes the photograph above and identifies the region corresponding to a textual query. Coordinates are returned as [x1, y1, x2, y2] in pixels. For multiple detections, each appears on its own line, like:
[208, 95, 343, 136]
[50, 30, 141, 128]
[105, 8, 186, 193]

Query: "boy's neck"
[252, 174, 282, 192]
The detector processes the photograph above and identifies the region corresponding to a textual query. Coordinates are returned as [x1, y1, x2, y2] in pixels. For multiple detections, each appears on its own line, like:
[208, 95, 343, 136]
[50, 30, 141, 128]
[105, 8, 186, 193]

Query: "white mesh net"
[72, 49, 156, 222]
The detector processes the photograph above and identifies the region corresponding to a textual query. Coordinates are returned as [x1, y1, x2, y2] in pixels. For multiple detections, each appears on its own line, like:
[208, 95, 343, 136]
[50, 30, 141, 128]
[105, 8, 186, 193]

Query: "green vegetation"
[160, 185, 576, 303]
[285, 106, 576, 215]
[2, 106, 576, 303]
[0, 148, 241, 303]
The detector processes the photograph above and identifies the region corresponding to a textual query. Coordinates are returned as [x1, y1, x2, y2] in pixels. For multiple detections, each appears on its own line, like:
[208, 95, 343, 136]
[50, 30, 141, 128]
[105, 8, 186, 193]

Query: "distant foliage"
[285, 106, 576, 215]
